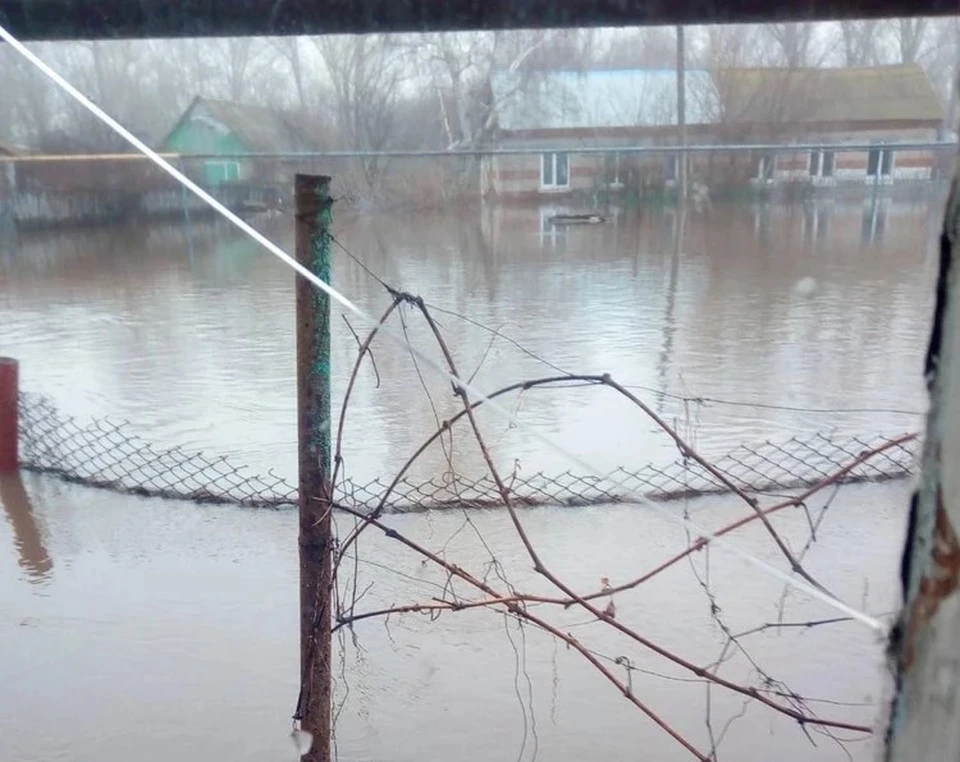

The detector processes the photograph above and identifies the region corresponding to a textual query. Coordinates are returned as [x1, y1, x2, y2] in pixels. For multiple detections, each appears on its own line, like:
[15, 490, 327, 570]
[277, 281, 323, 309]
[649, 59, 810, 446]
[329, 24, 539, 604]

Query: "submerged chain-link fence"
[18, 392, 919, 511]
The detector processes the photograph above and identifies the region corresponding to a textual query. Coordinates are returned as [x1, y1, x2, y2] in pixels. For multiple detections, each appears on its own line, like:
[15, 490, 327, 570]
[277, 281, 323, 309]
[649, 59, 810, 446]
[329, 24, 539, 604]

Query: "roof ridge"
[718, 63, 924, 74]
[491, 67, 713, 75]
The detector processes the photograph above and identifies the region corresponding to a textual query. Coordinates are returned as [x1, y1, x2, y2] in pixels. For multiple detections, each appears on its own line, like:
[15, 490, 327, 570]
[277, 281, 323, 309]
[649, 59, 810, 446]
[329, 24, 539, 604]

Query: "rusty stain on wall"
[903, 486, 960, 669]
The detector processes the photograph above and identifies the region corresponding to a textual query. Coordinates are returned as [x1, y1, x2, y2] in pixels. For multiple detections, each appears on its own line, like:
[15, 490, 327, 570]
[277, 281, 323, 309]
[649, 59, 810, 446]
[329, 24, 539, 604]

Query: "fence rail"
[18, 392, 919, 512]
[3, 141, 958, 161]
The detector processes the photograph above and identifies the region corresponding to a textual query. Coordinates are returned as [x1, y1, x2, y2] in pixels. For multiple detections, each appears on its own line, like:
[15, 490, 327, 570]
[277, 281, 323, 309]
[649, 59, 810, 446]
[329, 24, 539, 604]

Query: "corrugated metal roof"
[716, 64, 944, 125]
[491, 69, 719, 131]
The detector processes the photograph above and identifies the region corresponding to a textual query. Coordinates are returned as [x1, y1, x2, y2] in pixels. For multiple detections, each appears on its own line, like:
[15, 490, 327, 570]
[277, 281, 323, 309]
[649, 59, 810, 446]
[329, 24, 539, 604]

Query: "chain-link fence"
[18, 392, 919, 512]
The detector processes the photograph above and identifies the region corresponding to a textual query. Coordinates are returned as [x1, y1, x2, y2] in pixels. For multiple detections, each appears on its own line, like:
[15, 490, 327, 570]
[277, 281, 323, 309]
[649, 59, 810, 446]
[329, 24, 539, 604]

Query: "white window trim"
[541, 152, 570, 191]
[207, 159, 241, 183]
[751, 154, 776, 185]
[808, 150, 837, 186]
[664, 154, 680, 187]
[866, 147, 896, 185]
[605, 152, 623, 189]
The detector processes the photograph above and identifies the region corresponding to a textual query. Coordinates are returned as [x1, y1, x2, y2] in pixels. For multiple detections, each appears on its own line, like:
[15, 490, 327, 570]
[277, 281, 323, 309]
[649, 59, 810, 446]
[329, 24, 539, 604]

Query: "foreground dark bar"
[0, 0, 955, 41]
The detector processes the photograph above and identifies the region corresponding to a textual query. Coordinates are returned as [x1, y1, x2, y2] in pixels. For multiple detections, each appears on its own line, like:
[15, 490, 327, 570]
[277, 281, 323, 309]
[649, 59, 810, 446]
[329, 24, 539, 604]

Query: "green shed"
[160, 96, 317, 189]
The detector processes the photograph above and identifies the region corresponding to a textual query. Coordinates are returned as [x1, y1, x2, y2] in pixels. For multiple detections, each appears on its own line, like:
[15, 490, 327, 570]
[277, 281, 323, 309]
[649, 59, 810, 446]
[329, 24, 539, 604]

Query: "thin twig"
[341, 313, 381, 388]
[586, 433, 918, 604]
[332, 500, 710, 760]
[331, 298, 402, 494]
[600, 375, 827, 594]
[332, 501, 873, 735]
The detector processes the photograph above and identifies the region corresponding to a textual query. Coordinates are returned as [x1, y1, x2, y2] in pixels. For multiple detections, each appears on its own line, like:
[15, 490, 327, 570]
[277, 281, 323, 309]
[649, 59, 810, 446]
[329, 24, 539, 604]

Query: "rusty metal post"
[885, 176, 960, 758]
[294, 174, 333, 762]
[0, 357, 18, 473]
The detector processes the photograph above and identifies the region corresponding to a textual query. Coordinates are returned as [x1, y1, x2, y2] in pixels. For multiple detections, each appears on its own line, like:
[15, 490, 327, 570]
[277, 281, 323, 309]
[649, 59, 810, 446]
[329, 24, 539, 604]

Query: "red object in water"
[0, 358, 18, 473]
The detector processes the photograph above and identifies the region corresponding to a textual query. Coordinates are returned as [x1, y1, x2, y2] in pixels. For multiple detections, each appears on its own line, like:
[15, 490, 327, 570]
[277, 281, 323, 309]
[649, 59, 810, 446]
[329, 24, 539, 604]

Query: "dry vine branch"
[337, 363, 913, 608]
[330, 296, 404, 620]
[334, 373, 601, 567]
[332, 500, 873, 740]
[358, 302, 871, 739]
[331, 500, 711, 759]
[331, 297, 404, 493]
[598, 375, 827, 594]
[582, 433, 919, 604]
[337, 338, 912, 605]
[325, 292, 900, 759]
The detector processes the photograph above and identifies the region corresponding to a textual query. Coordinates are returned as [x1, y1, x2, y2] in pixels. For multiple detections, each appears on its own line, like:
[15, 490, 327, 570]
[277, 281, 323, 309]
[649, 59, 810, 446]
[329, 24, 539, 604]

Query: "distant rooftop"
[717, 64, 944, 125]
[490, 69, 719, 132]
[491, 65, 944, 133]
[162, 96, 319, 152]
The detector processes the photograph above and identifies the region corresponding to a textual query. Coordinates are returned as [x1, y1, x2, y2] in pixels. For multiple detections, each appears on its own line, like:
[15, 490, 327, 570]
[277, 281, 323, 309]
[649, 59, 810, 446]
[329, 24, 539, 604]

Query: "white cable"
[0, 23, 883, 632]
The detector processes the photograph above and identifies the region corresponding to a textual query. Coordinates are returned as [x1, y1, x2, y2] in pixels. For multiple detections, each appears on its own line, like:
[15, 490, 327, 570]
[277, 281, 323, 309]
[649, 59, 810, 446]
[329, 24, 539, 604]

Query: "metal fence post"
[0, 357, 18, 473]
[294, 174, 333, 762]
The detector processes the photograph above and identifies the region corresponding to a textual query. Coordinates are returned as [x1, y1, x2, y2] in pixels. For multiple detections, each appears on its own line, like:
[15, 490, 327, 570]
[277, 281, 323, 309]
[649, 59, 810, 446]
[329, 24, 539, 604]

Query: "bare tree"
[411, 29, 569, 151]
[312, 34, 407, 186]
[414, 32, 487, 150]
[272, 36, 316, 113]
[206, 37, 284, 104]
[692, 24, 764, 69]
[766, 23, 821, 68]
[894, 18, 930, 64]
[1, 43, 62, 146]
[838, 20, 883, 66]
[600, 27, 677, 69]
[913, 17, 960, 134]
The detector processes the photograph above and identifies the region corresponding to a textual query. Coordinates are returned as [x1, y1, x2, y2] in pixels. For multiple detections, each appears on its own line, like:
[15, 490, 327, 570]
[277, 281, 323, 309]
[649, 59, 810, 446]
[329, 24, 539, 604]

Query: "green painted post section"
[294, 174, 333, 762]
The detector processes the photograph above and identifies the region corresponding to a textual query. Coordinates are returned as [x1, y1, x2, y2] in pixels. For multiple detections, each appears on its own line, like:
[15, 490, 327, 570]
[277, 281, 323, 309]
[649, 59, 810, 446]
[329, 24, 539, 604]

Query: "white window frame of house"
[664, 154, 679, 185]
[866, 147, 896, 185]
[754, 153, 776, 184]
[604, 152, 623, 189]
[541, 152, 570, 190]
[206, 159, 241, 184]
[808, 150, 836, 185]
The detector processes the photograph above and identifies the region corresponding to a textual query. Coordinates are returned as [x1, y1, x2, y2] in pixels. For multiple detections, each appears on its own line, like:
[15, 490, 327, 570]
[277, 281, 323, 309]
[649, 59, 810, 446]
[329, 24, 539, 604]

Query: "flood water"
[0, 196, 941, 760]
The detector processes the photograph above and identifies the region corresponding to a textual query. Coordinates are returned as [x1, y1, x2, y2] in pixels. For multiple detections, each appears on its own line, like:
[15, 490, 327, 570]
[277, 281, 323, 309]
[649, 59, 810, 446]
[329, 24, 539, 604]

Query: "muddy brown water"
[0, 197, 941, 760]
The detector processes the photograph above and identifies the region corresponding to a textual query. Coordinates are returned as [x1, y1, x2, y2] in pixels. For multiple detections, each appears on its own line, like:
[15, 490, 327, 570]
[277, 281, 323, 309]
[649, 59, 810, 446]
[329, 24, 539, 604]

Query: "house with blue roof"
[481, 65, 946, 199]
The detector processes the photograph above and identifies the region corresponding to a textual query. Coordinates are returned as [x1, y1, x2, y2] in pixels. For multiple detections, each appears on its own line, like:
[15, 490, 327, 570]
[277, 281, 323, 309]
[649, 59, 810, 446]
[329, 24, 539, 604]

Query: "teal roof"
[490, 69, 719, 131]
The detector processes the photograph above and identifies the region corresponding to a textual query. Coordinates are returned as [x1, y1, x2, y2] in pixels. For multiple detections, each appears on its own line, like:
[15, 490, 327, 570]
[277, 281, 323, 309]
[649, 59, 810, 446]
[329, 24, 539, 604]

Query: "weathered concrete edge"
[886, 165, 960, 758]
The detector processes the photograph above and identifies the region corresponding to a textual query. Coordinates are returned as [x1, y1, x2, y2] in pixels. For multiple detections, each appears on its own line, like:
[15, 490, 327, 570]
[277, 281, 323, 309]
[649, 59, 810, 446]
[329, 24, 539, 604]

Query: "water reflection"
[753, 201, 772, 247]
[862, 197, 889, 244]
[0, 196, 939, 487]
[0, 479, 912, 762]
[803, 201, 831, 246]
[657, 201, 685, 411]
[0, 474, 52, 582]
[0, 195, 940, 761]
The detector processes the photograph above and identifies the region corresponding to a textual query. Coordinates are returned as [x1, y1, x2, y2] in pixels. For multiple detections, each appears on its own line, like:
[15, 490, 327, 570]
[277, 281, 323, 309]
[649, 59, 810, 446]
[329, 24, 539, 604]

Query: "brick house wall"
[484, 124, 944, 198]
